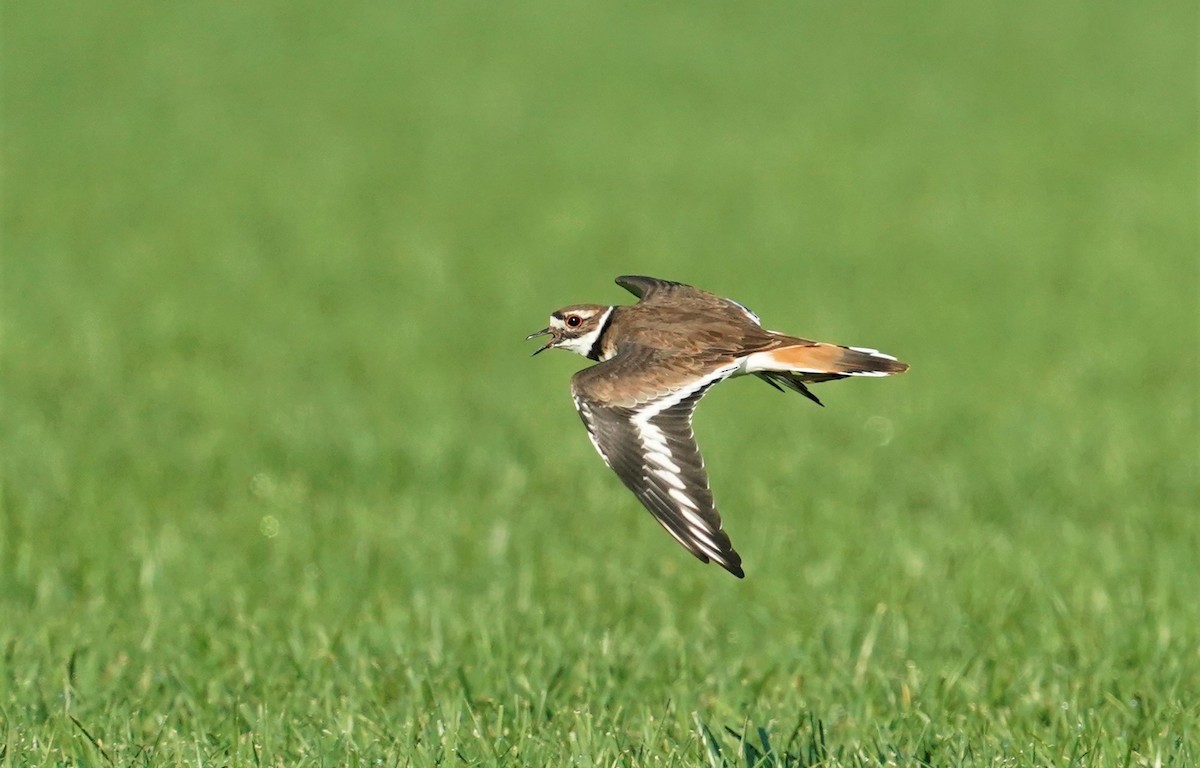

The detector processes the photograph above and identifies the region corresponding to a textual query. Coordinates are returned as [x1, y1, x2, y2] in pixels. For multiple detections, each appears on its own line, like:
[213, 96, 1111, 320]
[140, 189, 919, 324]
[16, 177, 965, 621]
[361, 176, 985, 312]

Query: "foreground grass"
[3, 1, 1197, 765]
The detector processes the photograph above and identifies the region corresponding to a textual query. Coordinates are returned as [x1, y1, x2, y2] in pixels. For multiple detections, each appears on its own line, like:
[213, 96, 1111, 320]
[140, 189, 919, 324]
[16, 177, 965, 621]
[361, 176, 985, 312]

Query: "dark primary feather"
[614, 275, 688, 302]
[754, 371, 845, 406]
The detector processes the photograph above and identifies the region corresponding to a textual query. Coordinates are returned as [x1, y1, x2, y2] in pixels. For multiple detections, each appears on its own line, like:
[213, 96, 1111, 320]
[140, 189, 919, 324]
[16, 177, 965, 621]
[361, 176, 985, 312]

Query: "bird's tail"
[746, 340, 908, 406]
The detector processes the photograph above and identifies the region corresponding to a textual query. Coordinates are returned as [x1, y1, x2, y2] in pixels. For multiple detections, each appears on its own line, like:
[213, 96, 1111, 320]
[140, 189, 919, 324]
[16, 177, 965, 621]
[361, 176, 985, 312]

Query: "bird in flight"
[527, 275, 908, 578]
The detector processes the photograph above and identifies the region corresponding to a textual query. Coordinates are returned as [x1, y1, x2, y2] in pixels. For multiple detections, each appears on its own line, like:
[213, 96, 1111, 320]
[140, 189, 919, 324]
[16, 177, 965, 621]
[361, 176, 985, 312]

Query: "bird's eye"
[566, 315, 582, 327]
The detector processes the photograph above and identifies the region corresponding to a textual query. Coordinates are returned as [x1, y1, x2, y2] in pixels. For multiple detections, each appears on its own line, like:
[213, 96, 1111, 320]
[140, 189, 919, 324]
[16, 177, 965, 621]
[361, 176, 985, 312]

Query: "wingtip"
[685, 535, 745, 578]
[716, 553, 745, 578]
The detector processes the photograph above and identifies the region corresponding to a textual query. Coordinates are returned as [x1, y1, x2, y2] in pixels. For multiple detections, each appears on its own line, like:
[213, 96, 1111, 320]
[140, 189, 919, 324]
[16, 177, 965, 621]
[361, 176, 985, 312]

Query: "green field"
[3, 2, 1197, 765]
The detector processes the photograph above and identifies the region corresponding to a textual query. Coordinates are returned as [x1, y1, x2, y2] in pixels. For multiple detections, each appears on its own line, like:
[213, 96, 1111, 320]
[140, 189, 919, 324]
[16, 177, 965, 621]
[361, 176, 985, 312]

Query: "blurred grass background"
[2, 1, 1197, 765]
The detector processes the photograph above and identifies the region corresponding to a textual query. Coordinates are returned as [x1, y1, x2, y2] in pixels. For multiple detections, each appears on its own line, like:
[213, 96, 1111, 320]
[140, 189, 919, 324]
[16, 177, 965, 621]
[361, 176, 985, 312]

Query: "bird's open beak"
[526, 327, 555, 356]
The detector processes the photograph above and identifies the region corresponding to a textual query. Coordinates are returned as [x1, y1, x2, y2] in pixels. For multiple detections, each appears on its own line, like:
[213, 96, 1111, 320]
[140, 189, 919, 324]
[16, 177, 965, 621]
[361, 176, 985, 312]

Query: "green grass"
[3, 1, 1197, 765]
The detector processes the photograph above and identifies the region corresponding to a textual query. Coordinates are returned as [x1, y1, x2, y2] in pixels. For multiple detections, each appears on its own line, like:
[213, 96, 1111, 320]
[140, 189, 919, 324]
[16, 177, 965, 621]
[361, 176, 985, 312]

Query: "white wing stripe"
[668, 487, 700, 511]
[639, 424, 672, 453]
[573, 397, 613, 468]
[679, 508, 717, 539]
[652, 467, 686, 490]
[685, 527, 725, 560]
[645, 450, 682, 473]
[632, 364, 740, 424]
[696, 541, 725, 561]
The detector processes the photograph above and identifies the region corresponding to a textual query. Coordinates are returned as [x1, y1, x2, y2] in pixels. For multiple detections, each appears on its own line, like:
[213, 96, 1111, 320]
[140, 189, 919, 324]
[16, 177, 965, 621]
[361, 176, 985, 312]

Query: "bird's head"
[526, 304, 612, 358]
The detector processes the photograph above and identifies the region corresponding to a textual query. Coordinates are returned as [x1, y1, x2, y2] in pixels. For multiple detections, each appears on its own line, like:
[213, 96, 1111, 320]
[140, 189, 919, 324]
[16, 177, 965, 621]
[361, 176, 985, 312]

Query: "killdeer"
[527, 275, 908, 578]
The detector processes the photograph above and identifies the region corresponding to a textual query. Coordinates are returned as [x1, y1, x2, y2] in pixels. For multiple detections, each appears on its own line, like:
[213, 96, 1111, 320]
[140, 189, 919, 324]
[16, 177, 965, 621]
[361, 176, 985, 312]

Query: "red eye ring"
[566, 315, 582, 327]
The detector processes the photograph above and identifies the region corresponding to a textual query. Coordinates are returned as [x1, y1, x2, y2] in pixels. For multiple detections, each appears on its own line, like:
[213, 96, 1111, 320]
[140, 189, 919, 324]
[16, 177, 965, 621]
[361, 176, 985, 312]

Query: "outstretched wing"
[571, 352, 744, 577]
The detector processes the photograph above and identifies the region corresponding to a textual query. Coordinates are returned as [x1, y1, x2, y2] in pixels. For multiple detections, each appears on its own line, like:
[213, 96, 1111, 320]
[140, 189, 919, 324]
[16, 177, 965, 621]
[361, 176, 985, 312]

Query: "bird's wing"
[571, 349, 744, 577]
[614, 275, 690, 302]
[615, 275, 766, 328]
